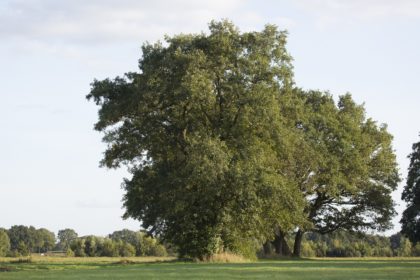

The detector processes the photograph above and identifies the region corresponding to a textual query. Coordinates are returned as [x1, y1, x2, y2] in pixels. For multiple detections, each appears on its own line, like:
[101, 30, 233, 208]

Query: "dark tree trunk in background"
[272, 230, 292, 256]
[293, 229, 304, 257]
[263, 241, 272, 255]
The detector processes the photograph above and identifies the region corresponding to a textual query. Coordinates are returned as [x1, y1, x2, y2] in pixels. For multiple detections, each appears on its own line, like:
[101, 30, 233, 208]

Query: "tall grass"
[199, 253, 251, 263]
[0, 256, 175, 264]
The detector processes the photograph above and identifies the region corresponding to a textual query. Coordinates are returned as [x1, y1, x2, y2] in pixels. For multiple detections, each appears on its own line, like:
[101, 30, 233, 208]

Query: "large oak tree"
[88, 20, 400, 259]
[88, 20, 303, 259]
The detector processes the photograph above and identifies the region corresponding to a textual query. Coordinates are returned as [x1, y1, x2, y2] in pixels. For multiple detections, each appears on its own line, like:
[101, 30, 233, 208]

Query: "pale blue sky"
[1, 0, 419, 236]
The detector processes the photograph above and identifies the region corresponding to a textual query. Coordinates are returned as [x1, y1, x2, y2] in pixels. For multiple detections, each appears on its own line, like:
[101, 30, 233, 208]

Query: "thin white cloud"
[0, 0, 242, 45]
[0, 0, 297, 66]
[295, 0, 420, 28]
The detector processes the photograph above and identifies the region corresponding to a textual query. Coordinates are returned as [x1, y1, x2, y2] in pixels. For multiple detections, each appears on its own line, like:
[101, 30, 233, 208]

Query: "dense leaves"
[0, 226, 167, 257]
[57, 228, 78, 250]
[7, 225, 55, 255]
[278, 231, 415, 258]
[0, 229, 10, 257]
[401, 136, 420, 243]
[87, 20, 400, 258]
[286, 90, 400, 256]
[87, 20, 302, 259]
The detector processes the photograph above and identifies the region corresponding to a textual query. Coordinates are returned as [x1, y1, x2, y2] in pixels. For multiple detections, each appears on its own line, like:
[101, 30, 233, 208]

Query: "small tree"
[35, 228, 55, 253]
[57, 229, 78, 250]
[118, 242, 136, 257]
[0, 229, 10, 257]
[17, 241, 29, 256]
[397, 238, 413, 257]
[7, 225, 35, 254]
[101, 238, 118, 257]
[70, 238, 86, 257]
[84, 236, 98, 257]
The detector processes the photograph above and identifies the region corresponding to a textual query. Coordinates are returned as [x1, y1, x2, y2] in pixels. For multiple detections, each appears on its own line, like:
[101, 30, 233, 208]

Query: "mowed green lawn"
[1, 257, 420, 280]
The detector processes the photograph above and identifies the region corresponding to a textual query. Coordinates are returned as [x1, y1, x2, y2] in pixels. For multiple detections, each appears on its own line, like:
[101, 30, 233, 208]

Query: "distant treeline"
[0, 226, 168, 257]
[1, 226, 419, 258]
[261, 231, 418, 258]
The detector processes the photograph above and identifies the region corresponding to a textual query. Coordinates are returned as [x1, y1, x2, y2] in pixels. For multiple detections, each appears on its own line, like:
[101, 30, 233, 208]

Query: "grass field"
[1, 256, 420, 279]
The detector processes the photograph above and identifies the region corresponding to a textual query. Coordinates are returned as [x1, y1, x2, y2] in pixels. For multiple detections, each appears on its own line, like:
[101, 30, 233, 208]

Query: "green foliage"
[0, 229, 10, 257]
[0, 226, 169, 258]
[63, 231, 167, 257]
[87, 20, 302, 259]
[225, 238, 260, 261]
[7, 226, 29, 253]
[150, 244, 168, 257]
[16, 241, 29, 256]
[84, 236, 99, 257]
[300, 241, 316, 257]
[109, 230, 167, 257]
[397, 238, 412, 257]
[313, 241, 328, 257]
[5, 226, 55, 254]
[65, 248, 75, 257]
[101, 238, 119, 257]
[412, 243, 420, 256]
[33, 228, 55, 253]
[138, 235, 159, 256]
[118, 241, 136, 257]
[70, 239, 86, 257]
[7, 226, 36, 255]
[401, 136, 420, 244]
[109, 229, 138, 247]
[87, 20, 399, 259]
[281, 231, 411, 258]
[57, 229, 78, 250]
[286, 90, 400, 256]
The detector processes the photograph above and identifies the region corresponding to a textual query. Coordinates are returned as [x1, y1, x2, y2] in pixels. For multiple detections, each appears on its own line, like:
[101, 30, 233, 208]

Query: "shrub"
[0, 230, 10, 257]
[119, 242, 136, 257]
[301, 241, 315, 257]
[150, 244, 167, 257]
[101, 239, 118, 257]
[65, 248, 75, 257]
[70, 239, 86, 257]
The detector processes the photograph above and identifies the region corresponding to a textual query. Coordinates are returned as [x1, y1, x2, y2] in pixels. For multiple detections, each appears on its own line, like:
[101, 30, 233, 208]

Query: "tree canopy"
[57, 228, 78, 250]
[401, 135, 420, 243]
[285, 89, 400, 256]
[0, 229, 10, 257]
[7, 225, 55, 255]
[88, 20, 400, 259]
[87, 20, 304, 259]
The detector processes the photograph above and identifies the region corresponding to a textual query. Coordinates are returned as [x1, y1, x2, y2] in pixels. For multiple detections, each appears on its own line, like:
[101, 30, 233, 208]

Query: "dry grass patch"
[202, 252, 251, 263]
[0, 256, 175, 265]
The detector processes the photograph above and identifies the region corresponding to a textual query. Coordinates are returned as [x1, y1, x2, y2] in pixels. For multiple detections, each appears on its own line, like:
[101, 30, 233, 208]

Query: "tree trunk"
[273, 234, 283, 255]
[272, 230, 292, 256]
[263, 241, 272, 256]
[293, 229, 304, 257]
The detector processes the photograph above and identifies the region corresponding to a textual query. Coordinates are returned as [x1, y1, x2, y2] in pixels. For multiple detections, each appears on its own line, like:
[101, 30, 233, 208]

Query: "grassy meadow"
[1, 256, 420, 279]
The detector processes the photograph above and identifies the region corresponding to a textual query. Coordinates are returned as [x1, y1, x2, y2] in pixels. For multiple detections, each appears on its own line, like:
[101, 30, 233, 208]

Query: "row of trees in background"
[2, 225, 420, 258]
[0, 226, 55, 256]
[265, 231, 418, 258]
[68, 229, 167, 257]
[0, 227, 167, 257]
